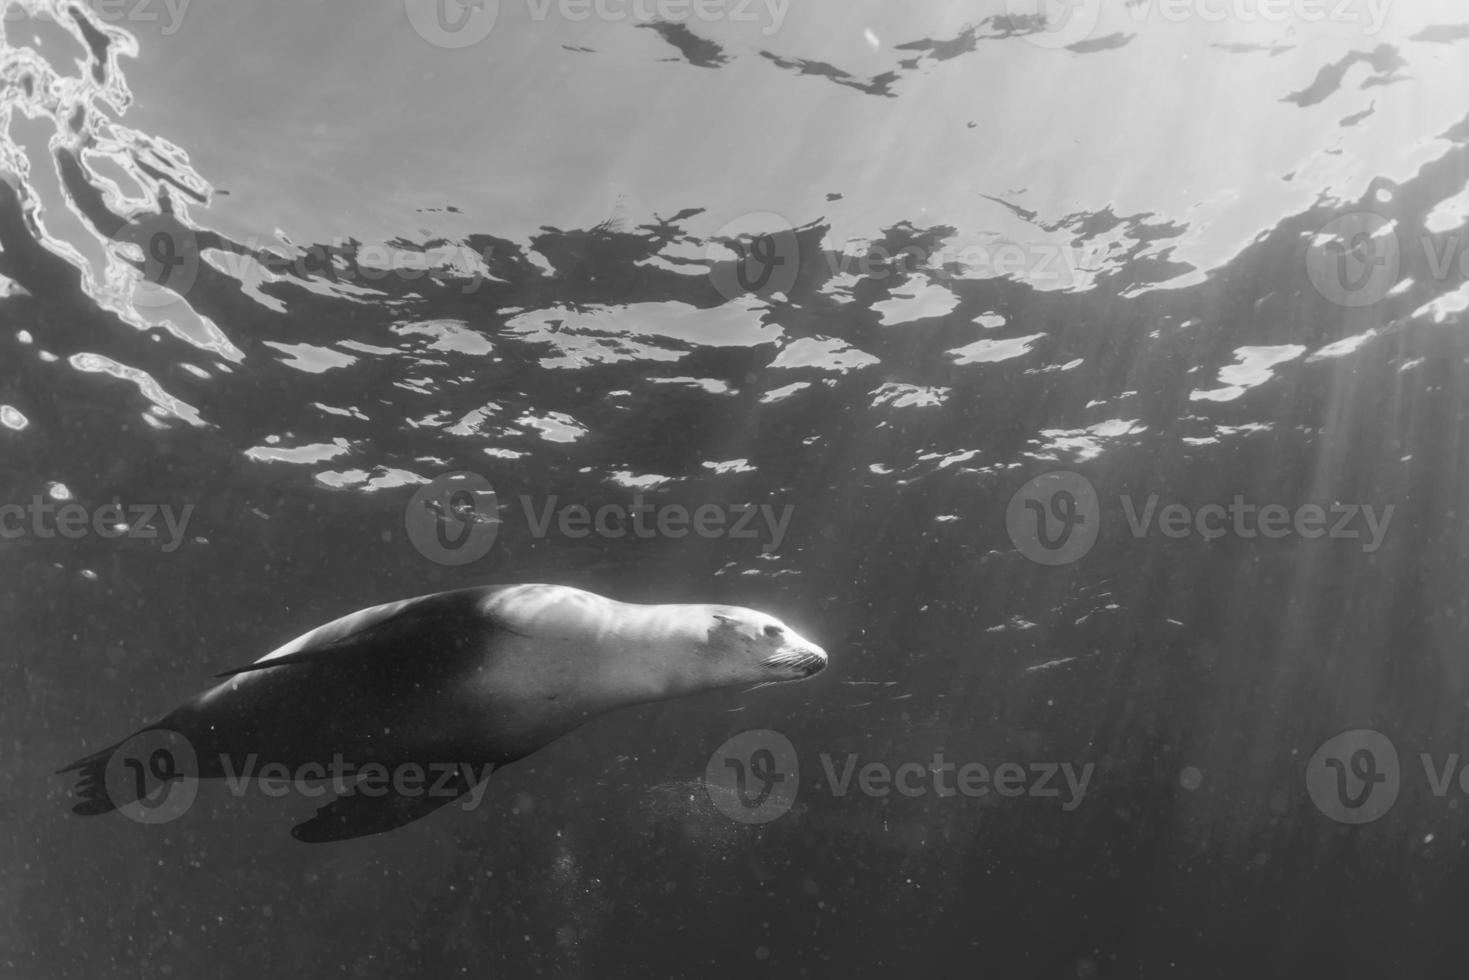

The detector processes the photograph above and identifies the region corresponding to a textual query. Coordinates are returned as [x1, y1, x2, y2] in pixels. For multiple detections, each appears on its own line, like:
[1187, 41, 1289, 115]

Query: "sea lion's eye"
[763, 625, 784, 639]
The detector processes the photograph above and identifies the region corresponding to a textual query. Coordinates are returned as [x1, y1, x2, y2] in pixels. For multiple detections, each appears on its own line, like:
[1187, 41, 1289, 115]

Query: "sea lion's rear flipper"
[56, 739, 128, 815]
[290, 763, 493, 843]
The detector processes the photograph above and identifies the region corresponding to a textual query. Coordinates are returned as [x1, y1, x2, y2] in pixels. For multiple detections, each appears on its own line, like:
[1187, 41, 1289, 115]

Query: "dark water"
[5, 1, 1469, 976]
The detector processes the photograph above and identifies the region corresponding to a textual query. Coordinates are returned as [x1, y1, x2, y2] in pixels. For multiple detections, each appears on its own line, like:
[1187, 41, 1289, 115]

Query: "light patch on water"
[974, 313, 1005, 329]
[815, 269, 861, 305]
[1424, 185, 1469, 233]
[1026, 655, 1087, 672]
[313, 403, 368, 420]
[0, 405, 28, 430]
[608, 471, 672, 489]
[1185, 421, 1274, 445]
[1086, 390, 1137, 409]
[770, 336, 880, 373]
[1410, 282, 1469, 324]
[201, 252, 288, 314]
[245, 438, 351, 465]
[1190, 345, 1305, 402]
[704, 459, 756, 474]
[1091, 418, 1143, 438]
[445, 403, 506, 437]
[924, 449, 982, 469]
[336, 339, 400, 357]
[871, 382, 948, 409]
[649, 376, 733, 394]
[46, 481, 71, 501]
[262, 342, 358, 374]
[500, 318, 681, 369]
[872, 281, 959, 325]
[504, 298, 777, 369]
[314, 467, 425, 491]
[1310, 329, 1379, 360]
[393, 319, 494, 355]
[519, 411, 587, 443]
[759, 382, 811, 403]
[68, 353, 206, 425]
[634, 253, 706, 277]
[1031, 419, 1144, 462]
[949, 333, 1044, 365]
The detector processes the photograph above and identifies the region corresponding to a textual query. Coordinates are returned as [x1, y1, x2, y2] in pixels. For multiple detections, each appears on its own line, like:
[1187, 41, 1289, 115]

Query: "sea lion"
[59, 583, 827, 842]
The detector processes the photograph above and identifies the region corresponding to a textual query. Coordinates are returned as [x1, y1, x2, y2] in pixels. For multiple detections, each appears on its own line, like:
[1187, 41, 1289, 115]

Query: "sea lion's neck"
[571, 602, 707, 710]
[476, 594, 711, 740]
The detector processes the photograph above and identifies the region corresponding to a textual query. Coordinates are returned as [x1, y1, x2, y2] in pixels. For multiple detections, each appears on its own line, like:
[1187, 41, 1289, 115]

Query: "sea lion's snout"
[796, 646, 827, 678]
[761, 638, 827, 681]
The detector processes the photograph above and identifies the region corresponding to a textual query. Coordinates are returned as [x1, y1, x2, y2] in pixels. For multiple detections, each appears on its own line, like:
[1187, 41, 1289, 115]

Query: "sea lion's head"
[703, 607, 827, 687]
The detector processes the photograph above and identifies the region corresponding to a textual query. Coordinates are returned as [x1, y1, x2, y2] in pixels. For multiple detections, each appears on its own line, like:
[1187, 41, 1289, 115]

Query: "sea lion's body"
[60, 584, 826, 841]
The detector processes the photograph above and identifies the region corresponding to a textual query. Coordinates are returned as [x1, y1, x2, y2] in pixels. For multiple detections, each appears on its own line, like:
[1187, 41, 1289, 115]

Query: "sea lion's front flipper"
[290, 764, 493, 843]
